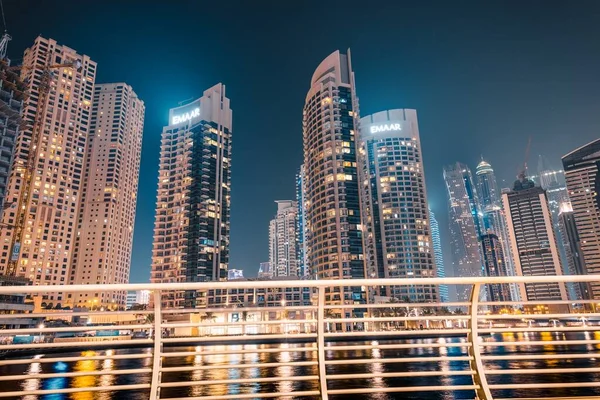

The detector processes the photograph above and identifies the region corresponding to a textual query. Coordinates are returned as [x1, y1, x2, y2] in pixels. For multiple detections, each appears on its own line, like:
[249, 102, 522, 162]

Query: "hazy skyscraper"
[443, 162, 483, 301]
[429, 208, 448, 302]
[358, 109, 436, 302]
[303, 50, 365, 306]
[502, 176, 568, 306]
[69, 83, 144, 309]
[475, 159, 499, 209]
[269, 200, 299, 278]
[480, 233, 511, 306]
[562, 139, 600, 299]
[0, 37, 96, 309]
[557, 202, 589, 300]
[295, 165, 308, 278]
[151, 84, 232, 308]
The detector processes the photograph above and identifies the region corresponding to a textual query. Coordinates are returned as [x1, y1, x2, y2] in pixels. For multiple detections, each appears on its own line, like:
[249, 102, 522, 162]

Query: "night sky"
[5, 1, 600, 282]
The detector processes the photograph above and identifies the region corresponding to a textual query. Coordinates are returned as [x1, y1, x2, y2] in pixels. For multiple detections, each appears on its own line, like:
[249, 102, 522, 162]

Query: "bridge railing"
[0, 275, 599, 400]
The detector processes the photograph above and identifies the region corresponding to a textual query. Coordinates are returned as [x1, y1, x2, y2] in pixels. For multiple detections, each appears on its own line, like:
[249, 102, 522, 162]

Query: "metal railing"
[0, 275, 599, 399]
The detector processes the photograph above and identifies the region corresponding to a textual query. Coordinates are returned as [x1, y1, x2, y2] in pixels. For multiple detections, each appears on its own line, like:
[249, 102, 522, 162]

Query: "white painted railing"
[0, 275, 599, 399]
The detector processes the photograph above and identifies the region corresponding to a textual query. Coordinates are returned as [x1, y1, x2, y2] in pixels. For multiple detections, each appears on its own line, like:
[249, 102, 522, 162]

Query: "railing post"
[317, 286, 329, 400]
[149, 290, 163, 400]
[468, 283, 493, 400]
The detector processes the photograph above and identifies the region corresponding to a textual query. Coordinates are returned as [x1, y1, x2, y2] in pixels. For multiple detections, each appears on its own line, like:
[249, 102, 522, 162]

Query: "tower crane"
[3, 45, 82, 275]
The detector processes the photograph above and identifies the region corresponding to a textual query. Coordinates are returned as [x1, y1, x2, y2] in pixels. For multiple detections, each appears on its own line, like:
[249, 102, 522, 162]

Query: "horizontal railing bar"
[0, 310, 154, 319]
[327, 370, 475, 379]
[479, 326, 597, 333]
[327, 385, 480, 394]
[488, 382, 600, 389]
[161, 333, 317, 343]
[0, 384, 151, 397]
[162, 319, 317, 328]
[0, 338, 153, 350]
[0, 275, 598, 294]
[480, 339, 600, 347]
[333, 315, 471, 322]
[482, 353, 600, 360]
[162, 346, 316, 357]
[160, 360, 318, 372]
[1, 324, 152, 334]
[486, 367, 600, 375]
[0, 367, 152, 381]
[324, 329, 471, 337]
[325, 302, 471, 309]
[159, 374, 319, 387]
[481, 300, 600, 306]
[164, 391, 322, 400]
[325, 356, 473, 365]
[162, 305, 316, 314]
[478, 313, 600, 320]
[0, 353, 152, 366]
[495, 397, 600, 400]
[326, 342, 469, 351]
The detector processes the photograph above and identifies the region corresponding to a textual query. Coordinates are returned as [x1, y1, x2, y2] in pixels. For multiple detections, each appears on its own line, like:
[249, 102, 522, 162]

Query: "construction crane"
[3, 52, 82, 275]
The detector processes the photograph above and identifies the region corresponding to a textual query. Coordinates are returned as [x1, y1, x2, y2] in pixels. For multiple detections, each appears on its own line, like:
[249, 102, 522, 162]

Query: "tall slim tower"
[0, 37, 96, 308]
[443, 163, 483, 301]
[475, 159, 499, 209]
[502, 176, 568, 306]
[69, 83, 144, 309]
[429, 208, 448, 303]
[303, 50, 365, 306]
[295, 165, 308, 278]
[269, 200, 298, 278]
[358, 109, 436, 302]
[151, 84, 232, 308]
[557, 202, 589, 300]
[480, 233, 511, 306]
[562, 139, 600, 299]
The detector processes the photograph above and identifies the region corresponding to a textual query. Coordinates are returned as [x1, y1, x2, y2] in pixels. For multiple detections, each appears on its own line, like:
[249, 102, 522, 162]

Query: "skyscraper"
[269, 200, 299, 278]
[562, 139, 600, 299]
[557, 202, 589, 301]
[502, 175, 568, 306]
[358, 109, 436, 302]
[303, 50, 365, 306]
[443, 162, 483, 301]
[0, 37, 96, 308]
[295, 165, 308, 278]
[480, 233, 511, 306]
[151, 83, 232, 308]
[0, 57, 26, 213]
[429, 208, 448, 303]
[69, 83, 144, 309]
[475, 159, 499, 209]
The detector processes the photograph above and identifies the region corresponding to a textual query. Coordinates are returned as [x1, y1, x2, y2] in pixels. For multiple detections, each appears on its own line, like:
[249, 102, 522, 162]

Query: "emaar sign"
[172, 107, 200, 125]
[370, 123, 402, 134]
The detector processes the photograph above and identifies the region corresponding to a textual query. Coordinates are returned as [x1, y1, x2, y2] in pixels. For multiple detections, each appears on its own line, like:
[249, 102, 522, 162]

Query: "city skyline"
[3, 1, 600, 281]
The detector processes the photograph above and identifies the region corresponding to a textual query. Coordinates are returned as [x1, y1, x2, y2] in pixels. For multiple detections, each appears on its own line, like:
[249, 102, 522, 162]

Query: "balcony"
[0, 275, 598, 399]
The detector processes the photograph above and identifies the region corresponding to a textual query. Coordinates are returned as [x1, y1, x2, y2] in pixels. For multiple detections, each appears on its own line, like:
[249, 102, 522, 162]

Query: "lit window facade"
[358, 109, 437, 302]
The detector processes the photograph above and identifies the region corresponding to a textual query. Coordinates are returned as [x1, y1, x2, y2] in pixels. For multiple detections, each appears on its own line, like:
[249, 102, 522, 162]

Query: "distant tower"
[443, 163, 483, 301]
[502, 175, 568, 308]
[475, 159, 499, 209]
[557, 202, 589, 300]
[258, 262, 272, 279]
[269, 200, 299, 278]
[480, 233, 512, 306]
[429, 208, 448, 302]
[562, 139, 600, 299]
[295, 165, 309, 278]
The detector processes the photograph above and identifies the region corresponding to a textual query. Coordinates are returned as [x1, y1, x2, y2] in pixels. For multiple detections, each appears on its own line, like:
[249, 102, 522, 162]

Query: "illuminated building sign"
[172, 107, 200, 125]
[370, 123, 402, 134]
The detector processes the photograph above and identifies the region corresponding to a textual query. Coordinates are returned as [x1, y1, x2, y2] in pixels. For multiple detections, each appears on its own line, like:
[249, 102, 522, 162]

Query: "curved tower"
[475, 159, 499, 208]
[303, 50, 365, 306]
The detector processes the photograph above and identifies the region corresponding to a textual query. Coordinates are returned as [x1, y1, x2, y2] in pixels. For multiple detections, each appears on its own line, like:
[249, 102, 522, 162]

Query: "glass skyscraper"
[151, 84, 232, 308]
[303, 50, 365, 307]
[295, 165, 308, 278]
[358, 109, 437, 302]
[429, 208, 448, 303]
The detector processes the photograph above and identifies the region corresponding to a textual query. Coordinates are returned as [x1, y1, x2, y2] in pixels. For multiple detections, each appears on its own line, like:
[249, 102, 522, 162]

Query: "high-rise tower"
[269, 200, 299, 278]
[295, 165, 308, 278]
[502, 176, 568, 307]
[557, 202, 589, 301]
[475, 159, 499, 209]
[429, 208, 448, 302]
[562, 139, 600, 299]
[358, 109, 436, 302]
[151, 83, 232, 308]
[303, 50, 365, 306]
[69, 83, 144, 309]
[443, 163, 483, 301]
[0, 37, 96, 308]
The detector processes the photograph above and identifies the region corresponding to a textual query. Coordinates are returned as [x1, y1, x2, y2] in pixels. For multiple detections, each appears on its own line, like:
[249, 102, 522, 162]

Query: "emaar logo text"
[370, 123, 402, 134]
[172, 107, 200, 125]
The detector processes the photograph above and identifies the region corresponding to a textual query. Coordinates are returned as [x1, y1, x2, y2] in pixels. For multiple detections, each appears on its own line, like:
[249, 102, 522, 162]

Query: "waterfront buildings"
[150, 83, 232, 308]
[69, 83, 144, 309]
[303, 50, 365, 305]
[0, 37, 96, 308]
[269, 200, 299, 278]
[502, 175, 568, 306]
[443, 162, 483, 301]
[358, 109, 436, 302]
[0, 57, 26, 213]
[557, 202, 589, 300]
[429, 208, 448, 302]
[562, 139, 600, 299]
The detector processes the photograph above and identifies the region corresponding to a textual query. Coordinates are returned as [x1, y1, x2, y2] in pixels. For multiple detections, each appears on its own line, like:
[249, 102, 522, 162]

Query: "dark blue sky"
[5, 1, 600, 282]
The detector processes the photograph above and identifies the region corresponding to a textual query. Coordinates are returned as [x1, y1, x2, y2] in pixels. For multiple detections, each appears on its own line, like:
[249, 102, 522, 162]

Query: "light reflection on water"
[1, 333, 600, 399]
